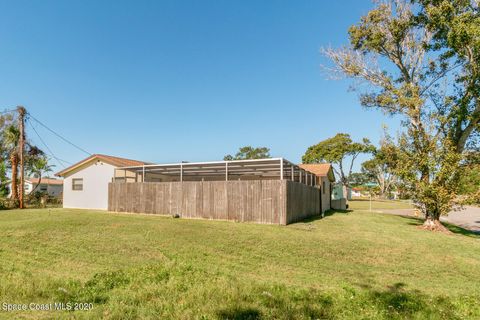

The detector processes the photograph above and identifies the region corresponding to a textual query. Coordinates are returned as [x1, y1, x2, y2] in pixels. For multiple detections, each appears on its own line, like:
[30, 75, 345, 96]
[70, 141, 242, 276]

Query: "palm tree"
[27, 154, 53, 194]
[0, 161, 8, 197]
[2, 125, 20, 201]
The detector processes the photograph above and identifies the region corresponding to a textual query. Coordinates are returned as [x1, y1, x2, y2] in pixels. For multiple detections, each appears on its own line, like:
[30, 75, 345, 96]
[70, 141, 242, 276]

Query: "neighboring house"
[55, 154, 148, 210]
[7, 178, 63, 198]
[351, 188, 362, 197]
[299, 163, 335, 213]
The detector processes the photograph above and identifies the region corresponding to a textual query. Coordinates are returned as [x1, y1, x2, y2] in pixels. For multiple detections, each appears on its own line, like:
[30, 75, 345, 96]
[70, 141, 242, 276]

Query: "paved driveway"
[380, 206, 480, 233]
[442, 206, 480, 232]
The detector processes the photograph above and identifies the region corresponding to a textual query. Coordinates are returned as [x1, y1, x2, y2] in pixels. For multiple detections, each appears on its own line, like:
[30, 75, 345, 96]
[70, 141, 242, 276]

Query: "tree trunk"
[27, 175, 42, 203]
[10, 153, 18, 201]
[378, 187, 386, 199]
[377, 173, 386, 199]
[421, 209, 450, 233]
[30, 175, 42, 194]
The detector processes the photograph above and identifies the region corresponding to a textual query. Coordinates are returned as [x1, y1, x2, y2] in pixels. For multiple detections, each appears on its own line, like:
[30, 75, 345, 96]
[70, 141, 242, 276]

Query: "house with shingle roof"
[8, 177, 63, 198]
[56, 154, 149, 210]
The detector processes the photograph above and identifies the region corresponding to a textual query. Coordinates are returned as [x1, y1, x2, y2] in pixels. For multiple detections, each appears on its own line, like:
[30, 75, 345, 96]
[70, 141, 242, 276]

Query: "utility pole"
[17, 106, 26, 209]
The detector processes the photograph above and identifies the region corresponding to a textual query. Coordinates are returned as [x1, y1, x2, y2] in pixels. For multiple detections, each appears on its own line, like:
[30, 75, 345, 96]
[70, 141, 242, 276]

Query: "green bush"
[26, 191, 62, 208]
[0, 197, 17, 210]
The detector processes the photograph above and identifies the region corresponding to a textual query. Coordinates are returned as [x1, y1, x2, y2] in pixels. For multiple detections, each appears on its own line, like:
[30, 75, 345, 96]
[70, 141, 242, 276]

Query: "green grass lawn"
[0, 204, 479, 319]
[348, 198, 414, 211]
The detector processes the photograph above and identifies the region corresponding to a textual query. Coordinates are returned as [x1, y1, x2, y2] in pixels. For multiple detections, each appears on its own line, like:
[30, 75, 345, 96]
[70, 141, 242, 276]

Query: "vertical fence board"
[285, 180, 321, 224]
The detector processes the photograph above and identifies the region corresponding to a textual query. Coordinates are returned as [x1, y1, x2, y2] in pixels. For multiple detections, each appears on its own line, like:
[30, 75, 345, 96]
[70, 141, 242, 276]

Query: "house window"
[322, 181, 326, 194]
[40, 185, 48, 192]
[72, 178, 83, 191]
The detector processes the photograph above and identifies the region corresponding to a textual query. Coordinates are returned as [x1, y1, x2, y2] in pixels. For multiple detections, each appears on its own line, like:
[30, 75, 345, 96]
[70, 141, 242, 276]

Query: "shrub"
[0, 197, 17, 210]
[25, 192, 62, 208]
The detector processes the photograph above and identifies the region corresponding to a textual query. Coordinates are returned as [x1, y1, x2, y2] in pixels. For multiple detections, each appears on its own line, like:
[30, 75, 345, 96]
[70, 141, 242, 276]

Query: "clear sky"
[0, 0, 402, 171]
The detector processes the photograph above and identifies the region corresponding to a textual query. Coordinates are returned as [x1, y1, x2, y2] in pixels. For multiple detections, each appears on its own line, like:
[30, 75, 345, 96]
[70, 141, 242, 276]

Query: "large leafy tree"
[224, 146, 271, 160]
[0, 161, 8, 197]
[361, 138, 398, 199]
[323, 0, 480, 230]
[458, 151, 480, 202]
[348, 172, 373, 187]
[302, 133, 374, 196]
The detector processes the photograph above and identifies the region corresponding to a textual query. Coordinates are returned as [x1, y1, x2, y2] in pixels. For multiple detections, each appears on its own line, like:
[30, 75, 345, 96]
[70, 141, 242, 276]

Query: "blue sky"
[0, 0, 402, 171]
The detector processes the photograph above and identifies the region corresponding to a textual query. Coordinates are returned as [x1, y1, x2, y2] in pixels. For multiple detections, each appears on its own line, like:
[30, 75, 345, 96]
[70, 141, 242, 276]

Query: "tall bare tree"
[361, 137, 398, 198]
[323, 0, 479, 230]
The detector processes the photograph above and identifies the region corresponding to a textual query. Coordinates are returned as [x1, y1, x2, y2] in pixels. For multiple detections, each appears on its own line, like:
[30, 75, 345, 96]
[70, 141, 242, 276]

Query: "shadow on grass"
[442, 221, 480, 238]
[369, 282, 425, 316]
[290, 209, 353, 227]
[325, 209, 353, 216]
[215, 282, 468, 320]
[215, 288, 335, 320]
[396, 215, 480, 239]
[45, 261, 476, 319]
[364, 282, 457, 319]
[216, 307, 261, 320]
[295, 207, 480, 239]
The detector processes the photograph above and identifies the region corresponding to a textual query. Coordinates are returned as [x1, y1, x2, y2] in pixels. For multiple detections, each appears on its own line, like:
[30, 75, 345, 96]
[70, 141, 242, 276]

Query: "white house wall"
[63, 161, 115, 210]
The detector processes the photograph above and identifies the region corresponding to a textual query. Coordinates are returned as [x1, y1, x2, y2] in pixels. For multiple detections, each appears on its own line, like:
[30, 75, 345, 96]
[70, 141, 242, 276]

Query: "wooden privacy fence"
[108, 180, 321, 225]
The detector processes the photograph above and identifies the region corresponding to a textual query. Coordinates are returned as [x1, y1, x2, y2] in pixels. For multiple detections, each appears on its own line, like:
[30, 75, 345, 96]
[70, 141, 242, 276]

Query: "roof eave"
[55, 155, 96, 177]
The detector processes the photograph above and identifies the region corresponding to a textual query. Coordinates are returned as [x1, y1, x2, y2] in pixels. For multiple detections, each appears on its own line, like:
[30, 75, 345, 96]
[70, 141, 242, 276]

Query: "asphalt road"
[442, 206, 480, 232]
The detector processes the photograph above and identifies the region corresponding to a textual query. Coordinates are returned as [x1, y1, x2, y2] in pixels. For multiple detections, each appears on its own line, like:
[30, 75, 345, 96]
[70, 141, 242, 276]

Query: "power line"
[27, 113, 92, 156]
[27, 118, 72, 169]
[27, 118, 71, 168]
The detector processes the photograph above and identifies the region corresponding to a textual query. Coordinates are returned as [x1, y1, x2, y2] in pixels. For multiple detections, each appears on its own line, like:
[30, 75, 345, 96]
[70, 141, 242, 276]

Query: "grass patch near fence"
[349, 198, 414, 211]
[0, 205, 479, 319]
